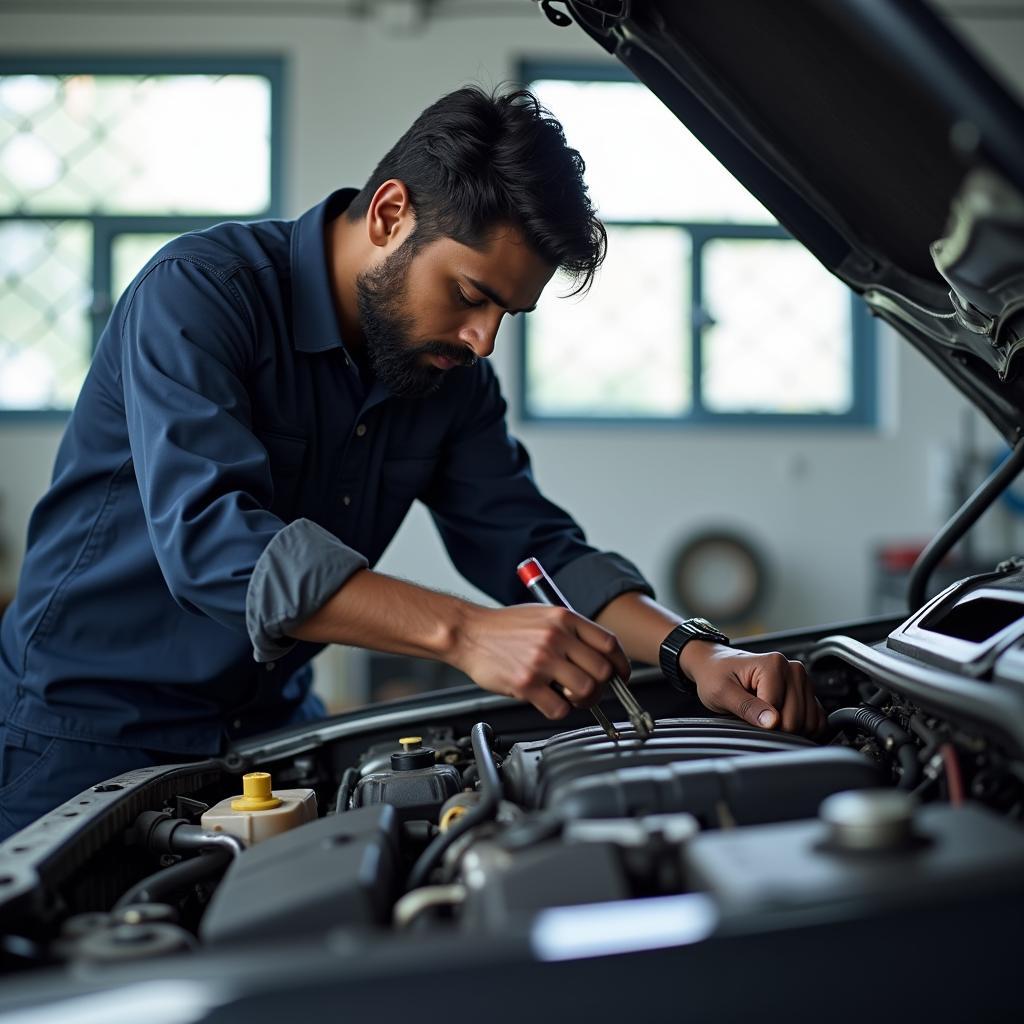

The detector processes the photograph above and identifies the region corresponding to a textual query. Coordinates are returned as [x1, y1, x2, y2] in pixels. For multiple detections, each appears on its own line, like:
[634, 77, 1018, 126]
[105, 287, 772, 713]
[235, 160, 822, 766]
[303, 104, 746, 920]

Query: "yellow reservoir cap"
[399, 736, 423, 751]
[231, 771, 283, 811]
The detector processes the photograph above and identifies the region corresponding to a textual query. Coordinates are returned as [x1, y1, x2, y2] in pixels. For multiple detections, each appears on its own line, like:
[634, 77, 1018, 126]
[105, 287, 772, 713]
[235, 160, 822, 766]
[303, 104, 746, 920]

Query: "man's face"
[356, 224, 554, 398]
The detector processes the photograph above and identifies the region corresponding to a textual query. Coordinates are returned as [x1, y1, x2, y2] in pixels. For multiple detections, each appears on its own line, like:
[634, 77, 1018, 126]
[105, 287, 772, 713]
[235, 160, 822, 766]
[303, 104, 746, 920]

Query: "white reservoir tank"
[201, 771, 317, 845]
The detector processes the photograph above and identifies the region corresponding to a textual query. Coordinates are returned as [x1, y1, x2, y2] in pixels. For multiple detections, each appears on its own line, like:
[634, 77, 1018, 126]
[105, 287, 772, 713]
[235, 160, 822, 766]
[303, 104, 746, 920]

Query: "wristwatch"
[659, 617, 731, 692]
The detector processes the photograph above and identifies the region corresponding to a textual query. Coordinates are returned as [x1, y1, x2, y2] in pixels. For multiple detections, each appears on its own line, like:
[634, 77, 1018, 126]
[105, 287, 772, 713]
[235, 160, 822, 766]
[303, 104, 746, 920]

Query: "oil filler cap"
[391, 736, 435, 772]
[820, 789, 916, 852]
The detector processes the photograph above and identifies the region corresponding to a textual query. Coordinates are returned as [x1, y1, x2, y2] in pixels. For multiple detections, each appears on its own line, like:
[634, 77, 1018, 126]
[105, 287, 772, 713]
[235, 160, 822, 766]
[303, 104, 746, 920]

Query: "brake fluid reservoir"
[201, 771, 317, 845]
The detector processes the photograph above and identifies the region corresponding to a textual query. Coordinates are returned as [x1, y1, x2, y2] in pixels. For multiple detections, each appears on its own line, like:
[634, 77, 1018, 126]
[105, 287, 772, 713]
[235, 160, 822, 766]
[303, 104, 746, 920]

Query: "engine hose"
[828, 705, 921, 790]
[129, 810, 244, 859]
[405, 722, 501, 891]
[335, 767, 359, 813]
[112, 848, 232, 911]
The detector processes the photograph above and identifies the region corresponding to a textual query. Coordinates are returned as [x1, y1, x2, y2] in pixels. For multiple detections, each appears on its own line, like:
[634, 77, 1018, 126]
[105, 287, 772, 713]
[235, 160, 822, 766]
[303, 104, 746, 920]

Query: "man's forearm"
[595, 591, 719, 680]
[290, 568, 478, 662]
[288, 568, 634, 721]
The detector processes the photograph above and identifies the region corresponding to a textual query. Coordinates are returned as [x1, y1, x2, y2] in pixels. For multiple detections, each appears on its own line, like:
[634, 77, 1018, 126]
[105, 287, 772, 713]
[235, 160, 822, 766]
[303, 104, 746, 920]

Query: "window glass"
[0, 64, 276, 414]
[0, 73, 270, 215]
[112, 232, 180, 300]
[531, 78, 773, 224]
[525, 226, 690, 419]
[0, 219, 91, 409]
[701, 239, 852, 414]
[522, 70, 872, 424]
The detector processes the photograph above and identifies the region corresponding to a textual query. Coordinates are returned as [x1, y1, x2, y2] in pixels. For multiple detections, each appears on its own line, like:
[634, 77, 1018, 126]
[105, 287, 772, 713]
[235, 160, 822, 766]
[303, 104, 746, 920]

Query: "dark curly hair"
[346, 86, 606, 295]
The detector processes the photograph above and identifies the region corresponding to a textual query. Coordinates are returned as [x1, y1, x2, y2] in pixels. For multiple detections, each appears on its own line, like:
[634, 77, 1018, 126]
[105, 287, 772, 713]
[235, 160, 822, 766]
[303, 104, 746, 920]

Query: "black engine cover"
[200, 805, 398, 945]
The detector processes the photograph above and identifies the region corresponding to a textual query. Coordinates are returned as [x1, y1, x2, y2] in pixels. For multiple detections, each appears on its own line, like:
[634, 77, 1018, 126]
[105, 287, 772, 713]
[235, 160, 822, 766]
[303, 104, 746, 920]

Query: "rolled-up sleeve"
[423, 363, 654, 619]
[120, 258, 366, 655]
[247, 518, 368, 662]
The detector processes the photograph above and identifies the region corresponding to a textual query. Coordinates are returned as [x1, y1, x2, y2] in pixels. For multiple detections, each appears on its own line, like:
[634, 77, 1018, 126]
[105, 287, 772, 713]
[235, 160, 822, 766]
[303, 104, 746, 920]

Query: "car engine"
[2, 563, 1024, 1018]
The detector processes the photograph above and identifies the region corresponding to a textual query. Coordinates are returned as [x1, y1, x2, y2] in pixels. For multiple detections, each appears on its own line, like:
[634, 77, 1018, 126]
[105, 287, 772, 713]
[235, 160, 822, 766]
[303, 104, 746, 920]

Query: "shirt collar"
[289, 188, 359, 354]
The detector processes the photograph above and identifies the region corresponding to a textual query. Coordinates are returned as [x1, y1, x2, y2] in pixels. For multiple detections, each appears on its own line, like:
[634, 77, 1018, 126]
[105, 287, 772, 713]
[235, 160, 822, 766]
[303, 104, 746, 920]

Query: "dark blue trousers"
[0, 723, 198, 841]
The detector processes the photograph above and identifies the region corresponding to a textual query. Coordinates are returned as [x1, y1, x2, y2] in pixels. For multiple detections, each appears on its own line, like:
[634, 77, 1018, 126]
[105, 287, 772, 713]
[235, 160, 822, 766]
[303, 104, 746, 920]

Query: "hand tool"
[517, 557, 655, 741]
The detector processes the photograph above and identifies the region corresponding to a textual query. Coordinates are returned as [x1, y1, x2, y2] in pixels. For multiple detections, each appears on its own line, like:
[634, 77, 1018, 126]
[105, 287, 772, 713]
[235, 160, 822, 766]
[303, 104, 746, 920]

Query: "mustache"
[413, 340, 478, 367]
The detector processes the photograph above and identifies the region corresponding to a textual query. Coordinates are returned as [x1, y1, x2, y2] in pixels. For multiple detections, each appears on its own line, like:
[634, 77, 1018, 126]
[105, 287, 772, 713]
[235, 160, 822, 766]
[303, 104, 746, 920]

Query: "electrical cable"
[940, 742, 966, 805]
[404, 722, 501, 891]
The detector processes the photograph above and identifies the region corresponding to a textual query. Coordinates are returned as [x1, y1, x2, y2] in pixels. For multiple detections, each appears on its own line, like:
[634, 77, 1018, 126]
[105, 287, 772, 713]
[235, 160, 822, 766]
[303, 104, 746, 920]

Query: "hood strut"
[908, 437, 1024, 611]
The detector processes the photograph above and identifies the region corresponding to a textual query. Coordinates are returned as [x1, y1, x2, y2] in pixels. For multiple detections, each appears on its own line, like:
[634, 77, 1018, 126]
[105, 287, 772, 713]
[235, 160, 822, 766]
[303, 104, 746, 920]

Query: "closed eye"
[456, 287, 485, 309]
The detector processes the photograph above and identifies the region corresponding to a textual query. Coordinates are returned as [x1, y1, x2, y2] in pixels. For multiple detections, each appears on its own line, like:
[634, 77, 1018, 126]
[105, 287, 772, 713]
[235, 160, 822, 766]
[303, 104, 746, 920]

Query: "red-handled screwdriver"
[517, 557, 655, 741]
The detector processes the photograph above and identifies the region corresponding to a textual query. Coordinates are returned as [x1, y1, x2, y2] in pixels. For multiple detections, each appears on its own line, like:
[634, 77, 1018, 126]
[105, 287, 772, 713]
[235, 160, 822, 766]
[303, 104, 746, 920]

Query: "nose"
[458, 310, 503, 360]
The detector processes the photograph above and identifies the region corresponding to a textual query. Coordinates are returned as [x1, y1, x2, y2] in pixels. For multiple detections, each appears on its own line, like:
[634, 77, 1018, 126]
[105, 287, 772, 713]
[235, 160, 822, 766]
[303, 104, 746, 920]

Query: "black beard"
[355, 240, 477, 398]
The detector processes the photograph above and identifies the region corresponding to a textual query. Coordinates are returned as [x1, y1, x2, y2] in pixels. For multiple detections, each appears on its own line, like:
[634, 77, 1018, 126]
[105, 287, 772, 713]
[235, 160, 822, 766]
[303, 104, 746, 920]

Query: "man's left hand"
[680, 643, 825, 736]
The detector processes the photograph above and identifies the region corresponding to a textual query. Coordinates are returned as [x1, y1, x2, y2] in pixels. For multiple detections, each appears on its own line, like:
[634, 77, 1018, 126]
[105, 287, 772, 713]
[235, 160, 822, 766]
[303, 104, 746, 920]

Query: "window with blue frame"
[0, 58, 282, 415]
[520, 64, 876, 425]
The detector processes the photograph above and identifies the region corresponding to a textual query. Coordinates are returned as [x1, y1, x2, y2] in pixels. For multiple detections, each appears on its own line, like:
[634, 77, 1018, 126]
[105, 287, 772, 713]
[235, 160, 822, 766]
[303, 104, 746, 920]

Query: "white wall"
[1, 1, 1022, 695]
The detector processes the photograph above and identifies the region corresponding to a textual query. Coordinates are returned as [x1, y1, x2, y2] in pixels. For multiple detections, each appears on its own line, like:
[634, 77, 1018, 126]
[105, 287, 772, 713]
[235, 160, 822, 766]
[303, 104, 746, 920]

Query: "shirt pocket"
[258, 430, 308, 522]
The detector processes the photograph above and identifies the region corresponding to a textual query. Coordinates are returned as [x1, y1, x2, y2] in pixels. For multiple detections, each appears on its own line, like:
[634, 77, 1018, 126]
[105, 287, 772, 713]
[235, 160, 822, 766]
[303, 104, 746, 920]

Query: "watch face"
[680, 617, 729, 646]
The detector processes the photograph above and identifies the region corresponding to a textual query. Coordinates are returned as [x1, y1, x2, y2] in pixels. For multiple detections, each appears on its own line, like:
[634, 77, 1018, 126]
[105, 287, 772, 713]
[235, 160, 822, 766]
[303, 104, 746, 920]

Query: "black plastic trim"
[813, 634, 1024, 754]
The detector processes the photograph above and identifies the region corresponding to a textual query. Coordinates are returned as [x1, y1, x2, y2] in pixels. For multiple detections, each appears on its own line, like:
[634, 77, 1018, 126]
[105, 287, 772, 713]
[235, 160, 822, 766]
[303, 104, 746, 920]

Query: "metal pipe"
[392, 884, 466, 929]
[908, 437, 1024, 611]
[168, 828, 244, 860]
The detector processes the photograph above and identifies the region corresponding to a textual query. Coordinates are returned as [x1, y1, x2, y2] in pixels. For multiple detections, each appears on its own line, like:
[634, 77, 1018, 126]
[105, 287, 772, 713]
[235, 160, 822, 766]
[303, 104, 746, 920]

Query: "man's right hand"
[450, 604, 631, 720]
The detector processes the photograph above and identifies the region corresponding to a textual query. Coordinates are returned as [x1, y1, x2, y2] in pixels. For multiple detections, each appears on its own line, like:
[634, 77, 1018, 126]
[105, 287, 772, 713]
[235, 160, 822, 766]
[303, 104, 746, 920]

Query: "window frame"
[0, 54, 285, 422]
[516, 60, 878, 429]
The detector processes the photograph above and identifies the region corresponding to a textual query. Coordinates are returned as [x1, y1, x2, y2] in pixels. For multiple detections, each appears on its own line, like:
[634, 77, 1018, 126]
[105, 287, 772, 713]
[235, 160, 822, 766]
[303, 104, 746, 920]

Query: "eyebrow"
[464, 276, 537, 314]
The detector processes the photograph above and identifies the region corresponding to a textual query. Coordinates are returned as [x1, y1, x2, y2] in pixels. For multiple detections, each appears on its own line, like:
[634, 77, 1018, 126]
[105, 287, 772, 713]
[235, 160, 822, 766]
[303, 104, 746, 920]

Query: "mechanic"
[0, 87, 824, 840]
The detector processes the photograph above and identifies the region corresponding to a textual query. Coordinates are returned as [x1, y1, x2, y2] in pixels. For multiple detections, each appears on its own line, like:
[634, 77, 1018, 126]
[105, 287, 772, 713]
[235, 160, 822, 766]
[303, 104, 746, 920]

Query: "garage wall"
[0, 0, 1022, 659]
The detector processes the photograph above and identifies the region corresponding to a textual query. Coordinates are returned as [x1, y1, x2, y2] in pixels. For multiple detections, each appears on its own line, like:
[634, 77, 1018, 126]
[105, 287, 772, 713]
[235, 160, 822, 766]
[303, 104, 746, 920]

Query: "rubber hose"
[113, 848, 232, 911]
[335, 767, 359, 813]
[828, 705, 921, 790]
[129, 811, 244, 858]
[405, 722, 501, 891]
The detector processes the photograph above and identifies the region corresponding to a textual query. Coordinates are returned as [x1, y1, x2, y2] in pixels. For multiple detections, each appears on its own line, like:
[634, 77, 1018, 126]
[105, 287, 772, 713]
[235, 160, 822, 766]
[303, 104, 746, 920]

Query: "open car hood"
[551, 0, 1024, 440]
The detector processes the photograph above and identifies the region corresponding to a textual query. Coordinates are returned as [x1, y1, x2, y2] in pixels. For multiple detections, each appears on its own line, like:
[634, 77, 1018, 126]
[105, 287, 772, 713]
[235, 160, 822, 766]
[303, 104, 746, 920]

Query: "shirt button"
[355, 423, 367, 437]
[232, 719, 242, 730]
[343, 495, 351, 506]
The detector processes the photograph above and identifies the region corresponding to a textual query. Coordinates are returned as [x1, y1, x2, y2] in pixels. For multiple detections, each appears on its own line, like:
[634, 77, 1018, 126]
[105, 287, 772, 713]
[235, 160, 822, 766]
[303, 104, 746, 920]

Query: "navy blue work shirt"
[0, 189, 653, 755]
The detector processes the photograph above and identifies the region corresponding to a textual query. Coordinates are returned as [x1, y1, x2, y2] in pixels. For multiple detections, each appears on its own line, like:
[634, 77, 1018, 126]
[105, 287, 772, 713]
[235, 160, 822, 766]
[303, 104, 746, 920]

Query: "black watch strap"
[659, 617, 730, 692]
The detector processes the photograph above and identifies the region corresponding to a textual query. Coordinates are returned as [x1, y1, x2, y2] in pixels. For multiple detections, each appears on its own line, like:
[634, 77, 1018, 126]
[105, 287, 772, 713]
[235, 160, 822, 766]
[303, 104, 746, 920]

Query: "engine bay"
[3, 564, 1024, 1016]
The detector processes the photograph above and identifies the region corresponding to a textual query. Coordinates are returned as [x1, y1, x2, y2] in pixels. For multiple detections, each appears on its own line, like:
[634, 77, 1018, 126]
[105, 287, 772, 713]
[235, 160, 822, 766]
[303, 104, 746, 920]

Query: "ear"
[366, 179, 414, 250]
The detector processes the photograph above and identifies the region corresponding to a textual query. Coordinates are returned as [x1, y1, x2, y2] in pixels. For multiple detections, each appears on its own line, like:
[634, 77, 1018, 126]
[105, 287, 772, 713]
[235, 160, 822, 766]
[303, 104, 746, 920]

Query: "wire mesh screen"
[0, 68, 274, 412]
[0, 73, 271, 215]
[523, 70, 869, 423]
[701, 239, 852, 414]
[525, 225, 691, 418]
[0, 219, 91, 409]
